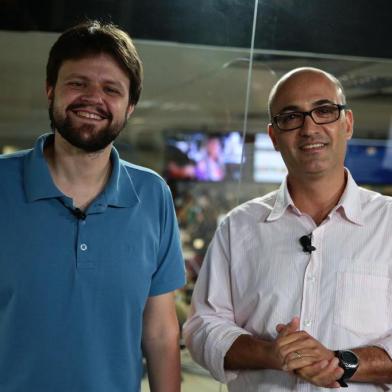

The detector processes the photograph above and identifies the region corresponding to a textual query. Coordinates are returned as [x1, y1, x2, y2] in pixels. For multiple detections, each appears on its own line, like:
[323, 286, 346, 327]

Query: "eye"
[314, 105, 336, 116]
[279, 112, 302, 124]
[104, 86, 121, 95]
[67, 80, 85, 88]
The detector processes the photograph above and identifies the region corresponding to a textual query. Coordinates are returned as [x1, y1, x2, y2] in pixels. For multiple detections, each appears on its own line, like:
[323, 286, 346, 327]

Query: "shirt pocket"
[334, 271, 391, 336]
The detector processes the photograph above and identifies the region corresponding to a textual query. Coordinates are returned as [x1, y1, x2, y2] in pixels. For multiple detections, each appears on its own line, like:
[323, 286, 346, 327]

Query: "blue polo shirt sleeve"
[149, 183, 186, 296]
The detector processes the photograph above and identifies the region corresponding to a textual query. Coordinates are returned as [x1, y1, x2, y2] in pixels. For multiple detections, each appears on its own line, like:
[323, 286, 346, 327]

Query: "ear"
[268, 123, 279, 151]
[344, 109, 354, 141]
[126, 104, 135, 120]
[46, 82, 54, 103]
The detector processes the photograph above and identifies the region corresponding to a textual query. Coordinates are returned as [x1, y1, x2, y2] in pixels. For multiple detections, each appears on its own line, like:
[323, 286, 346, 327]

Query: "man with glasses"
[184, 67, 392, 390]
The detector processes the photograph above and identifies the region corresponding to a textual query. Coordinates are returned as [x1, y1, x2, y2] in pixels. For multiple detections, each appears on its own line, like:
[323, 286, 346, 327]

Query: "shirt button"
[307, 275, 315, 282]
[304, 320, 312, 327]
[80, 243, 88, 251]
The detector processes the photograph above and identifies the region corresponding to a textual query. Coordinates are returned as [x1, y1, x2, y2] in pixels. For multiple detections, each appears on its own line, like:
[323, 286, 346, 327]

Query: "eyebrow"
[276, 99, 338, 114]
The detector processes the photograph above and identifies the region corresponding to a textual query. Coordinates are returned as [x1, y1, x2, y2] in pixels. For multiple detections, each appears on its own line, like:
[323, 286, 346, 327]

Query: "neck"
[44, 133, 112, 209]
[288, 170, 347, 225]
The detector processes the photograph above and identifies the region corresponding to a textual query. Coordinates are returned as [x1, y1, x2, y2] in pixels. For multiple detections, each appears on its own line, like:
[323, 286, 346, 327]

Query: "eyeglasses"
[272, 104, 347, 131]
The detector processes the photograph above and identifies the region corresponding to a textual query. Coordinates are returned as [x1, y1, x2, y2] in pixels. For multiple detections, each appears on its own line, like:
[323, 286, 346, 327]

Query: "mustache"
[66, 103, 113, 120]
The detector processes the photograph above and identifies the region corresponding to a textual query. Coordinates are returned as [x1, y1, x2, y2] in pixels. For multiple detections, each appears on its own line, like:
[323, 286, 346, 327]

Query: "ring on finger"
[294, 351, 302, 359]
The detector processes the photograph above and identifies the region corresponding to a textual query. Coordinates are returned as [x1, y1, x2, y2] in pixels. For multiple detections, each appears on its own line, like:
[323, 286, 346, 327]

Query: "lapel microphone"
[299, 234, 316, 253]
[72, 207, 86, 220]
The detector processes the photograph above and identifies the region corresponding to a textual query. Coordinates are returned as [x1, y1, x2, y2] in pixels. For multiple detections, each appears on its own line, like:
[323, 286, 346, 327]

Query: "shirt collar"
[333, 169, 364, 226]
[266, 170, 364, 226]
[101, 147, 140, 208]
[24, 133, 139, 208]
[24, 133, 63, 202]
[266, 177, 296, 222]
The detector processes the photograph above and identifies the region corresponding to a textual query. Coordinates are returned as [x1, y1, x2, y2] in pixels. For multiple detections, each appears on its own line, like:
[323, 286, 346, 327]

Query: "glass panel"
[2, 1, 392, 391]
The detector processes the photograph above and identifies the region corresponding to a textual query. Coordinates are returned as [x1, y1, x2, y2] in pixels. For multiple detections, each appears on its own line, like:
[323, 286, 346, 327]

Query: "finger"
[276, 316, 300, 336]
[284, 356, 318, 371]
[297, 359, 329, 377]
[278, 335, 320, 360]
[312, 358, 344, 387]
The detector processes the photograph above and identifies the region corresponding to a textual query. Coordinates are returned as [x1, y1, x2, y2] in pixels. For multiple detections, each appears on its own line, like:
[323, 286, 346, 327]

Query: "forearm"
[224, 334, 281, 371]
[143, 333, 181, 392]
[351, 346, 392, 384]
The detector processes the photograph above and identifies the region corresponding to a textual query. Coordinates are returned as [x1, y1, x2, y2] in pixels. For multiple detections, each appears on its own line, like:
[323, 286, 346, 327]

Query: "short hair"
[46, 20, 143, 105]
[268, 67, 346, 119]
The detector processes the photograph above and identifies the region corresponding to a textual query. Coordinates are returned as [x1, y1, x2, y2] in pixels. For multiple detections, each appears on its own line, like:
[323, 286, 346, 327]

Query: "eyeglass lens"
[276, 105, 341, 130]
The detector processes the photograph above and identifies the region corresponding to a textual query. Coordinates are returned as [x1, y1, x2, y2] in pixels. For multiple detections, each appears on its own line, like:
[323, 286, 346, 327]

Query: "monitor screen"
[164, 131, 244, 182]
[345, 138, 392, 185]
[253, 133, 287, 183]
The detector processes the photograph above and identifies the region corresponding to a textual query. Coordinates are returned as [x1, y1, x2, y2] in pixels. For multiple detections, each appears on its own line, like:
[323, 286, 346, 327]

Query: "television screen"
[345, 138, 392, 184]
[164, 132, 244, 182]
[253, 133, 287, 183]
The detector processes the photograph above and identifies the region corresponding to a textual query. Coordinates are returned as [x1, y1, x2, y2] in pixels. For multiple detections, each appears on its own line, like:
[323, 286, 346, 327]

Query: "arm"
[224, 317, 300, 371]
[279, 329, 392, 386]
[142, 292, 181, 392]
[225, 317, 342, 390]
[351, 346, 392, 384]
[183, 221, 254, 383]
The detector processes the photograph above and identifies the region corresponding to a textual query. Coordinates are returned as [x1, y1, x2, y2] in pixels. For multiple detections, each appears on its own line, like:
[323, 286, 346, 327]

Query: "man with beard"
[0, 21, 185, 392]
[184, 67, 392, 391]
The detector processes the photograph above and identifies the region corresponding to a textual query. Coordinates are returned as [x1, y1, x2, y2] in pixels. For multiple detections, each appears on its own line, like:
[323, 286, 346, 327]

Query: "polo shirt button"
[80, 243, 88, 251]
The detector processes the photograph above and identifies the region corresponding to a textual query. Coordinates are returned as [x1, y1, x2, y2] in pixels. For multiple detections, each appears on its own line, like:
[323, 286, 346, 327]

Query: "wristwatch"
[334, 350, 359, 387]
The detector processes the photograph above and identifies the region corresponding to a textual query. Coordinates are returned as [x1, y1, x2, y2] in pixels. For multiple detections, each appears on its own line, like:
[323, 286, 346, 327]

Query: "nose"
[299, 113, 319, 136]
[80, 84, 104, 105]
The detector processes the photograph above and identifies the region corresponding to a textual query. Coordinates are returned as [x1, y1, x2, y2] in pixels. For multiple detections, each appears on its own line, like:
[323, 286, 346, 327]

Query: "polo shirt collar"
[24, 133, 139, 208]
[102, 147, 140, 208]
[266, 169, 364, 225]
[24, 133, 63, 202]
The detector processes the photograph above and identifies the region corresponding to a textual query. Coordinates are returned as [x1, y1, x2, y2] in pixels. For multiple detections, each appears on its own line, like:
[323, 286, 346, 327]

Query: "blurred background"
[1, 0, 392, 390]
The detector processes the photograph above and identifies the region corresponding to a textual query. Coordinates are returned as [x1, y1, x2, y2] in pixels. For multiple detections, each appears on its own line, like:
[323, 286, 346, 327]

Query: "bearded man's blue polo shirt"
[0, 134, 185, 392]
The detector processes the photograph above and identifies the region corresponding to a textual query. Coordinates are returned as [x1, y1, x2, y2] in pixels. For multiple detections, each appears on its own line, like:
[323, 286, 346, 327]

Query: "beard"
[49, 100, 128, 153]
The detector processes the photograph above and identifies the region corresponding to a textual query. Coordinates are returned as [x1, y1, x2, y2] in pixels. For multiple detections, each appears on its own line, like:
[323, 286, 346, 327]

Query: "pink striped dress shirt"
[184, 171, 392, 391]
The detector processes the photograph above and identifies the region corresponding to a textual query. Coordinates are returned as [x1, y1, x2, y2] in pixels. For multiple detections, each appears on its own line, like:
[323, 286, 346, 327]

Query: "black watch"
[334, 350, 359, 388]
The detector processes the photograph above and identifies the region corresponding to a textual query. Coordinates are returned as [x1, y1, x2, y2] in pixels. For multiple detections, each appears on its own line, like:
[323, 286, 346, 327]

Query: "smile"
[300, 143, 326, 150]
[73, 110, 105, 121]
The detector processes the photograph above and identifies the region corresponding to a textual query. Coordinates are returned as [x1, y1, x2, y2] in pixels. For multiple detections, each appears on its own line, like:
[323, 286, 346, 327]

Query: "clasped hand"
[272, 317, 344, 388]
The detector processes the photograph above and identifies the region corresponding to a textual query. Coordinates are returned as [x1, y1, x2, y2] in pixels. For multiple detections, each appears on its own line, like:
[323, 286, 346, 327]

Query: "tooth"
[303, 143, 323, 149]
[76, 111, 101, 120]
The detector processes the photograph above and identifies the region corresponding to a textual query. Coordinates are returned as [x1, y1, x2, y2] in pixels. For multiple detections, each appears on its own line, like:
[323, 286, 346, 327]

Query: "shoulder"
[358, 185, 392, 205]
[119, 159, 173, 204]
[358, 185, 392, 215]
[120, 160, 168, 188]
[221, 190, 279, 227]
[0, 149, 30, 173]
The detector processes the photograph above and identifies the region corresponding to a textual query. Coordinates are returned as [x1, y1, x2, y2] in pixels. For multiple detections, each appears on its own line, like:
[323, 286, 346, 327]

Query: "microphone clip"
[299, 234, 316, 254]
[73, 208, 86, 220]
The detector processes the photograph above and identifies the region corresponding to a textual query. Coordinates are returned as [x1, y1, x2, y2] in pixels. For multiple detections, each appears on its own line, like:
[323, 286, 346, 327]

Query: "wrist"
[334, 350, 360, 387]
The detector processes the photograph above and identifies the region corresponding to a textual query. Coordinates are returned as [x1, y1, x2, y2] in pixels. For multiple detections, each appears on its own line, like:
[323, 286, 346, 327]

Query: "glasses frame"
[272, 104, 347, 132]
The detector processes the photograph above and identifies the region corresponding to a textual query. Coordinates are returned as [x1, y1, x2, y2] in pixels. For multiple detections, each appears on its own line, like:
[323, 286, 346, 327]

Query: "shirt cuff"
[204, 327, 251, 384]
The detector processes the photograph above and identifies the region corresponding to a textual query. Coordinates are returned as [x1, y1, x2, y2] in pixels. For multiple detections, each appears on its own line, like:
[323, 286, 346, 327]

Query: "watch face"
[341, 350, 359, 368]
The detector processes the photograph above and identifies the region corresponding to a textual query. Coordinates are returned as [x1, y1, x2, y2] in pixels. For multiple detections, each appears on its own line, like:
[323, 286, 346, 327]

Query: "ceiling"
[1, 30, 392, 153]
